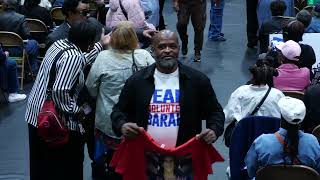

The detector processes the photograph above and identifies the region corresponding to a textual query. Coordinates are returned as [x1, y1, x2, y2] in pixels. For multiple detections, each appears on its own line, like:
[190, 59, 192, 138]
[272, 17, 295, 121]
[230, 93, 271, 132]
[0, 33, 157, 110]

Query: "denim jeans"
[140, 0, 160, 27]
[7, 39, 39, 75]
[6, 58, 19, 93]
[208, 0, 225, 39]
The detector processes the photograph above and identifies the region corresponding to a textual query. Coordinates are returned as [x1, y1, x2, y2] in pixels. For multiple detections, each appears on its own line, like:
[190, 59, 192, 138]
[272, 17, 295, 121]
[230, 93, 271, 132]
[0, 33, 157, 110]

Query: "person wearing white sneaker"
[5, 58, 27, 103]
[8, 93, 27, 103]
[0, 46, 27, 103]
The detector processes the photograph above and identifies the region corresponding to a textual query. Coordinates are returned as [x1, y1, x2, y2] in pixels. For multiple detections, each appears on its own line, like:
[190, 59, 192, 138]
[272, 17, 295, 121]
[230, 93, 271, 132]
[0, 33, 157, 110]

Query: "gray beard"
[157, 57, 178, 70]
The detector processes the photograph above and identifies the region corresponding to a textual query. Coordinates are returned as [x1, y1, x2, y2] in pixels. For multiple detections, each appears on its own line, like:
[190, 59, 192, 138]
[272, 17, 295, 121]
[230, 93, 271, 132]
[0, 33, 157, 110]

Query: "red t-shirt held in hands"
[110, 130, 224, 180]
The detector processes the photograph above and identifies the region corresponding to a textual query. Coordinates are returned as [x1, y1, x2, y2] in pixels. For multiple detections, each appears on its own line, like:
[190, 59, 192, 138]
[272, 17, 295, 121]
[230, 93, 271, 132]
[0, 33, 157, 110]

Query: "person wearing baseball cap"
[245, 96, 320, 179]
[273, 40, 310, 92]
[306, 3, 320, 33]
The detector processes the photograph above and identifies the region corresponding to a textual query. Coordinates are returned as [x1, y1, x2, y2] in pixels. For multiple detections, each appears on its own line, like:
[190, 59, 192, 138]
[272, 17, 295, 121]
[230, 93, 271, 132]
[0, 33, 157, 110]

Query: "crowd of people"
[1, 0, 320, 179]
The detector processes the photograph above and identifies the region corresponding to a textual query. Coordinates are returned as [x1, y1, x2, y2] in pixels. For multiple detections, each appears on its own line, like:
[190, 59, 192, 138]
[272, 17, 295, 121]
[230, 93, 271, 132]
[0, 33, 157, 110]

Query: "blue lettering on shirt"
[168, 114, 177, 126]
[149, 114, 182, 127]
[163, 89, 174, 103]
[153, 89, 162, 103]
[152, 114, 160, 126]
[149, 89, 180, 127]
[148, 114, 152, 125]
[160, 114, 168, 127]
[175, 90, 180, 102]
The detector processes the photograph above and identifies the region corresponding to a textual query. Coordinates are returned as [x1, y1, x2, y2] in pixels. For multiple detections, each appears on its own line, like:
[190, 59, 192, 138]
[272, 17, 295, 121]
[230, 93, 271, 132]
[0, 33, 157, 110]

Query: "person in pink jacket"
[273, 40, 310, 92]
[105, 0, 155, 30]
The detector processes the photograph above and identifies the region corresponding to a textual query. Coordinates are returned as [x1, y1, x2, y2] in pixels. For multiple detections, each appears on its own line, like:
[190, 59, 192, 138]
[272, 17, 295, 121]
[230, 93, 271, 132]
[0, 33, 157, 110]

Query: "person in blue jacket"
[245, 96, 320, 179]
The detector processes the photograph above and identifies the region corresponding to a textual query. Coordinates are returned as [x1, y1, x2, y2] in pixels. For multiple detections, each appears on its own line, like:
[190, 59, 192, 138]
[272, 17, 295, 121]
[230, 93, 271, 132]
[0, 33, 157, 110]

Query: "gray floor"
[0, 0, 258, 179]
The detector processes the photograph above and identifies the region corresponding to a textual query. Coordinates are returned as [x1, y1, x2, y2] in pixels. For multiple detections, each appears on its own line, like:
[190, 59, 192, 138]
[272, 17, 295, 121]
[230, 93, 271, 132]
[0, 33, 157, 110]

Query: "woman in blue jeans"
[208, 0, 226, 41]
[0, 49, 27, 103]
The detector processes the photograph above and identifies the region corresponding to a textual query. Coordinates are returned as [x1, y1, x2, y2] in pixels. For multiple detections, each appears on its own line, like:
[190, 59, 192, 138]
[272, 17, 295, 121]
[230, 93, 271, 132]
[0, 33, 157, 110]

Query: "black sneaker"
[182, 45, 188, 56]
[193, 51, 201, 62]
[212, 35, 226, 41]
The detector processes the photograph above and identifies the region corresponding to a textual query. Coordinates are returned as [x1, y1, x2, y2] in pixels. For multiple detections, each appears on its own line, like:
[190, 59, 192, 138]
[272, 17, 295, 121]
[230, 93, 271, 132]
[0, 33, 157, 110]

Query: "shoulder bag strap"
[131, 49, 138, 73]
[250, 86, 271, 116]
[46, 47, 75, 97]
[274, 132, 301, 165]
[119, 0, 128, 20]
[274, 132, 286, 145]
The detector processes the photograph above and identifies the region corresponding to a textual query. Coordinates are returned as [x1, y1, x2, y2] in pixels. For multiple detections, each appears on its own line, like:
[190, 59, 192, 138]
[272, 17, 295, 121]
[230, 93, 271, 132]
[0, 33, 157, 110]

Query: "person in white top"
[224, 60, 285, 125]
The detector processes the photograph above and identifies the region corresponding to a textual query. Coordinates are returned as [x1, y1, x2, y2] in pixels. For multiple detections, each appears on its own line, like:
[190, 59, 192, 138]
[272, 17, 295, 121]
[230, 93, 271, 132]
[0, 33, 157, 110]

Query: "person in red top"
[111, 30, 225, 178]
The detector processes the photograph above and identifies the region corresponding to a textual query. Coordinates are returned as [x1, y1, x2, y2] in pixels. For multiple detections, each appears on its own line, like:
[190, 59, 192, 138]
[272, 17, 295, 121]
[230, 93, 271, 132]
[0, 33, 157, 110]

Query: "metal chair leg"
[20, 51, 25, 91]
[26, 53, 35, 81]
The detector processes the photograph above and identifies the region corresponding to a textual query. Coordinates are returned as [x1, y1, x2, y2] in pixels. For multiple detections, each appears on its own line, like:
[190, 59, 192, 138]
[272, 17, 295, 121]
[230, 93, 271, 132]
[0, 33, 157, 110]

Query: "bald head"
[151, 30, 180, 74]
[152, 30, 179, 46]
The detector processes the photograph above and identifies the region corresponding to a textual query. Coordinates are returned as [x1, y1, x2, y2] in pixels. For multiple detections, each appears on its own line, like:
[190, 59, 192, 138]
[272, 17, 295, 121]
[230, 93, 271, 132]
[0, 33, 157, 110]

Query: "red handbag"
[37, 99, 69, 148]
[37, 48, 74, 148]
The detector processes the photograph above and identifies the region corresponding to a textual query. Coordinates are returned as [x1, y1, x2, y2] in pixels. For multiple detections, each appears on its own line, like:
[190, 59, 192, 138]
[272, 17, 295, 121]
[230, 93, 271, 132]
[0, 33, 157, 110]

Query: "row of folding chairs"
[0, 4, 106, 92]
[0, 31, 33, 91]
[50, 7, 65, 26]
[0, 16, 51, 92]
[256, 164, 319, 180]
